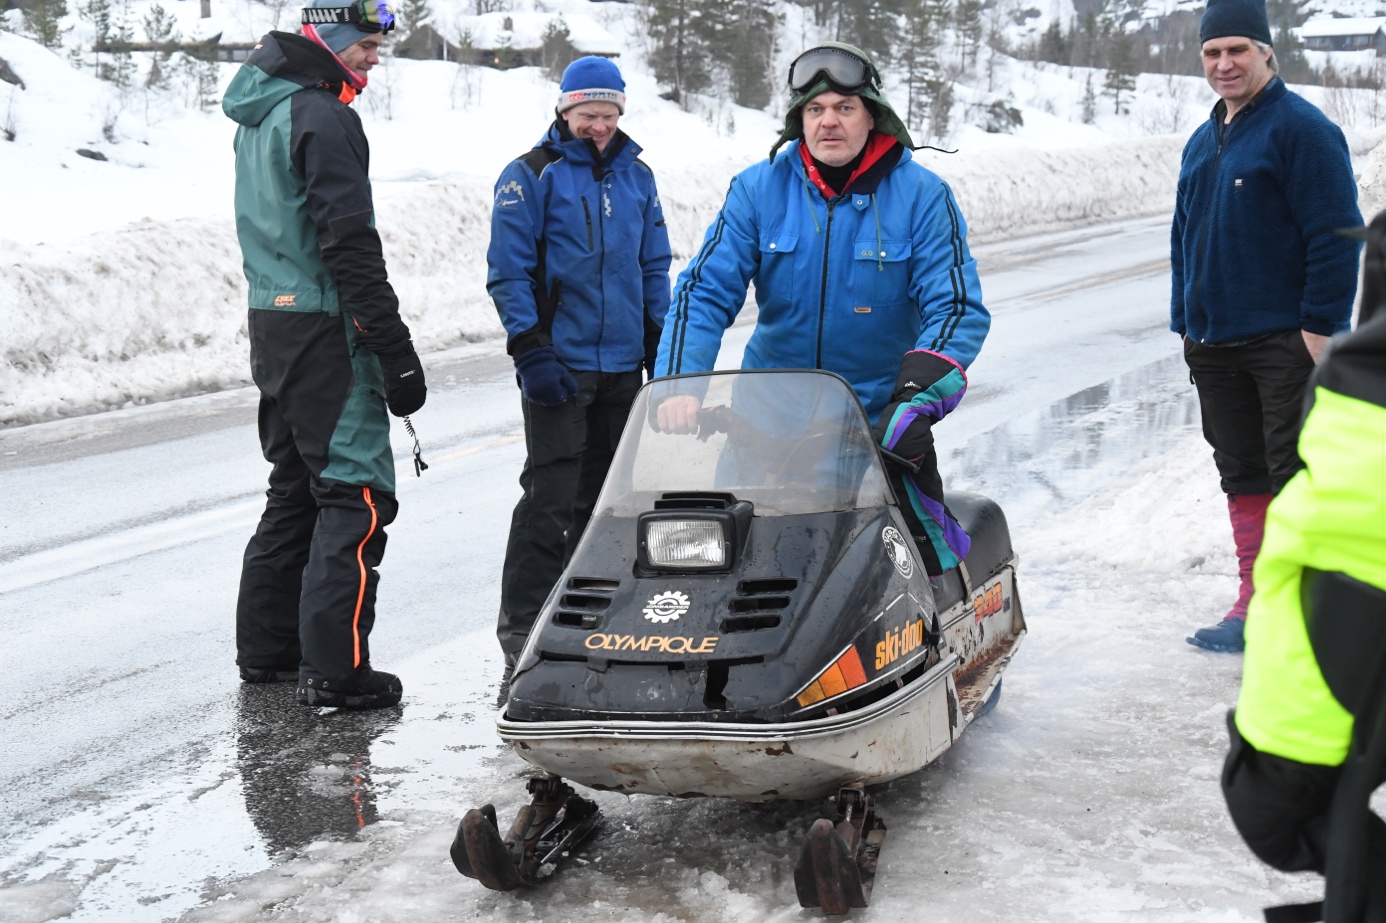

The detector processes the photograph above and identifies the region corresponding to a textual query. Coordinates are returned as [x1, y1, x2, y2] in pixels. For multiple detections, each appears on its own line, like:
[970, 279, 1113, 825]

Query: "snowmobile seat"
[927, 492, 1015, 614]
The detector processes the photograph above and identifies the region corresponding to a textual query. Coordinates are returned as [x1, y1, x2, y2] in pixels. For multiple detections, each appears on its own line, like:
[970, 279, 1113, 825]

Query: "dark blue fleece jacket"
[1171, 78, 1362, 345]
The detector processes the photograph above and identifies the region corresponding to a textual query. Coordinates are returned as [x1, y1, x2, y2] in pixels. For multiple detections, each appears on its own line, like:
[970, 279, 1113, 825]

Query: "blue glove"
[514, 345, 578, 407]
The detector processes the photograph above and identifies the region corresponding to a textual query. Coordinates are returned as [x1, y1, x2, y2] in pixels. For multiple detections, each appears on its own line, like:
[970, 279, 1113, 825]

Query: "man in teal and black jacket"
[656, 43, 989, 576]
[223, 0, 425, 710]
[1173, 0, 1361, 654]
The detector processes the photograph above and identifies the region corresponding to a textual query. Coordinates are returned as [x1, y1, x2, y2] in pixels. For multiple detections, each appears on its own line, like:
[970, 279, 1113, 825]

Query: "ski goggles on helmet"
[787, 45, 881, 93]
[301, 0, 395, 34]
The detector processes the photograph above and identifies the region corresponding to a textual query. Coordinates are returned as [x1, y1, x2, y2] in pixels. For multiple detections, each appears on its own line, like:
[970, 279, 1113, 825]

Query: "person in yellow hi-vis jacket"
[1222, 214, 1386, 923]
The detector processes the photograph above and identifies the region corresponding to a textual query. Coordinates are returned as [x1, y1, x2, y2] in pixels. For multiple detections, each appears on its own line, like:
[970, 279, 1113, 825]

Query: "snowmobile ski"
[449, 775, 599, 890]
[794, 788, 887, 914]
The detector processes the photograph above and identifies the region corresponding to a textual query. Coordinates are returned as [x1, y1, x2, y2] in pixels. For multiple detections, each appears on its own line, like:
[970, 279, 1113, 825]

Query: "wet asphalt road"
[0, 215, 1181, 921]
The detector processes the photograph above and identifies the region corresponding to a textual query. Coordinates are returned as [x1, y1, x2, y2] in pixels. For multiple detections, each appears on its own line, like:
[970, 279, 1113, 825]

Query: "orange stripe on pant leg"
[353, 487, 379, 669]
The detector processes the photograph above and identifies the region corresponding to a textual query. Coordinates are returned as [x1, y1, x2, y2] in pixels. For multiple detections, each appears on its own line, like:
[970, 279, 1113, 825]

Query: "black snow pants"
[496, 369, 642, 658]
[236, 310, 399, 684]
[1222, 715, 1386, 922]
[1184, 330, 1317, 495]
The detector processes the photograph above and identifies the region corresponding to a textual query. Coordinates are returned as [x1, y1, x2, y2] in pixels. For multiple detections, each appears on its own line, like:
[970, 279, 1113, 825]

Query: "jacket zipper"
[595, 180, 606, 368]
[816, 199, 838, 369]
[582, 197, 594, 250]
[1190, 110, 1242, 341]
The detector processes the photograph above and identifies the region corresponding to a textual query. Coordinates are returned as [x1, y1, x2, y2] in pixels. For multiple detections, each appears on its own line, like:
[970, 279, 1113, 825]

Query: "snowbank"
[0, 138, 1182, 426]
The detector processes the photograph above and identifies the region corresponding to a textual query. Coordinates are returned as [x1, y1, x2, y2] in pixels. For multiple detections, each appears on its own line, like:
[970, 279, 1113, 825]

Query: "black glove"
[375, 340, 427, 417]
[643, 316, 663, 379]
[514, 345, 578, 407]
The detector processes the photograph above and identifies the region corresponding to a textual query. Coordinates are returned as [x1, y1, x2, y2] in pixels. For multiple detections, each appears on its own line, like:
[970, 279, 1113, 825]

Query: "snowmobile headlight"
[644, 519, 726, 568]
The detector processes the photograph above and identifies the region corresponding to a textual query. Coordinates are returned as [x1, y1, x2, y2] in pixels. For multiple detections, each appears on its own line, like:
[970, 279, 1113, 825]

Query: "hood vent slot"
[737, 578, 797, 595]
[554, 582, 616, 630]
[722, 614, 782, 633]
[568, 577, 620, 592]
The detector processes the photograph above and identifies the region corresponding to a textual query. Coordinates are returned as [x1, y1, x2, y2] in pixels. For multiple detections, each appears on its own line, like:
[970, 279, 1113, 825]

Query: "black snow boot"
[496, 653, 518, 709]
[298, 667, 403, 710]
[239, 664, 300, 684]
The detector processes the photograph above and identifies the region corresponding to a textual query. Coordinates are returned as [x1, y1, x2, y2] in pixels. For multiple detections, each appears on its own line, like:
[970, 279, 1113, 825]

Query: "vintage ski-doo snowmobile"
[451, 370, 1026, 913]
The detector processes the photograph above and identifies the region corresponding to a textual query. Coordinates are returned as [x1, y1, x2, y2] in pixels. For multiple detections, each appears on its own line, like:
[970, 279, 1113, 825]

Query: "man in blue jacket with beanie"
[656, 43, 989, 577]
[1173, 0, 1361, 654]
[488, 56, 672, 689]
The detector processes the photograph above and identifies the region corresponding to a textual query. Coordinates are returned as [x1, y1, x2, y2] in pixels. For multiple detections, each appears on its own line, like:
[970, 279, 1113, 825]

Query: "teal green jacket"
[222, 31, 409, 353]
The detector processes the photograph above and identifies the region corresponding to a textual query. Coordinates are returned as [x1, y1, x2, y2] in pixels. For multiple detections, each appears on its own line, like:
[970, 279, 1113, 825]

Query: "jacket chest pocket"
[852, 239, 911, 311]
[758, 231, 799, 294]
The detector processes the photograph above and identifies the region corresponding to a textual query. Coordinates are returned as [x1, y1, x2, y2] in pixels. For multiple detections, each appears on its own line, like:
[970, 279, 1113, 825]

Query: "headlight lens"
[645, 519, 726, 568]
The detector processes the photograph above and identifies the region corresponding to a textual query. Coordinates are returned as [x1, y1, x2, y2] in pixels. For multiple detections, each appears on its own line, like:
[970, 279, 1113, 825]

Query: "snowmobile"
[451, 369, 1026, 913]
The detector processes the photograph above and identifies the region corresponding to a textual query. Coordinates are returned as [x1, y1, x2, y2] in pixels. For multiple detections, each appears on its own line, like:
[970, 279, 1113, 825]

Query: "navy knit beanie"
[1200, 0, 1273, 45]
[305, 0, 371, 54]
[557, 56, 626, 114]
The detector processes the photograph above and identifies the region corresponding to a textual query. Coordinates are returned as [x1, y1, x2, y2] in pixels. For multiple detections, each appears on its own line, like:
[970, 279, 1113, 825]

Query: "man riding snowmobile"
[653, 42, 990, 575]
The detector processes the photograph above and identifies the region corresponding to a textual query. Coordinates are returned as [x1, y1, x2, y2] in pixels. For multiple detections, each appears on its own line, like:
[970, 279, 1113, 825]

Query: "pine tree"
[1081, 73, 1096, 123]
[704, 0, 777, 109]
[837, 0, 897, 69]
[1103, 30, 1137, 114]
[142, 1, 178, 89]
[539, 17, 579, 84]
[1037, 19, 1067, 65]
[954, 0, 982, 66]
[647, 0, 712, 106]
[396, 0, 431, 42]
[77, 0, 111, 76]
[899, 0, 951, 140]
[21, 0, 69, 50]
[109, 6, 136, 90]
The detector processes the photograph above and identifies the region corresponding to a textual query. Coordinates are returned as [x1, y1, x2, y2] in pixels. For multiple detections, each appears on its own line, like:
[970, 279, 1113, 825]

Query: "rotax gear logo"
[643, 590, 691, 624]
[881, 526, 914, 579]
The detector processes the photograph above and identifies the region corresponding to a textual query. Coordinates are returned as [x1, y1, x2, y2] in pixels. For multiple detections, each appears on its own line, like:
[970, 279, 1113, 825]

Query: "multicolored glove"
[873, 349, 971, 573]
[872, 350, 968, 460]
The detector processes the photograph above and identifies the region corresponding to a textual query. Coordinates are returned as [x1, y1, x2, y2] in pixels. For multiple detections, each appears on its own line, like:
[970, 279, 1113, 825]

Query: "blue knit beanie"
[1200, 0, 1273, 45]
[557, 56, 626, 114]
[305, 0, 372, 54]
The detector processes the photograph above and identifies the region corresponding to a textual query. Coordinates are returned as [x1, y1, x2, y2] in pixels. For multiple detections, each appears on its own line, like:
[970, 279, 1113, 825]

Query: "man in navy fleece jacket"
[1171, 0, 1361, 654]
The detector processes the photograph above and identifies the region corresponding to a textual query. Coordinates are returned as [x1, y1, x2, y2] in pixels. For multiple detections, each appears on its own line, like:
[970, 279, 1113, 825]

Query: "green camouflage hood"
[770, 42, 916, 161]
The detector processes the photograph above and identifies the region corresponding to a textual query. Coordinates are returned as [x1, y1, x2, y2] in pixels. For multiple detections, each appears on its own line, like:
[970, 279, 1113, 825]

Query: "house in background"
[1298, 17, 1386, 54]
[395, 12, 621, 68]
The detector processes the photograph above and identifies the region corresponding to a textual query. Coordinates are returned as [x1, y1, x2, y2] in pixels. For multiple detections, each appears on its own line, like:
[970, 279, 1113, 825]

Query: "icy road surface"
[0, 215, 1323, 921]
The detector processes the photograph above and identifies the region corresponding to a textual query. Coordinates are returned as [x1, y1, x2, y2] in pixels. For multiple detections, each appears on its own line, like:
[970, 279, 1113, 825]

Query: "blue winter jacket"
[487, 123, 672, 371]
[656, 139, 988, 420]
[1171, 78, 1361, 345]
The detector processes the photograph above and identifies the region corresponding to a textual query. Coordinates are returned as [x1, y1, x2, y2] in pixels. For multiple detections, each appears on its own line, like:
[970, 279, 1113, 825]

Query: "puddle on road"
[945, 353, 1199, 523]
[0, 354, 1204, 923]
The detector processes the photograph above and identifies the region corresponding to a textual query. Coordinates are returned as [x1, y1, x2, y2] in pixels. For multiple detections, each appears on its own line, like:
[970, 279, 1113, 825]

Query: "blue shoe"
[1186, 616, 1245, 653]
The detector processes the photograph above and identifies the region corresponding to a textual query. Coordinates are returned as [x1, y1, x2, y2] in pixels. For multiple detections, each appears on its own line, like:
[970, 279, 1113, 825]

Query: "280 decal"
[973, 581, 1004, 621]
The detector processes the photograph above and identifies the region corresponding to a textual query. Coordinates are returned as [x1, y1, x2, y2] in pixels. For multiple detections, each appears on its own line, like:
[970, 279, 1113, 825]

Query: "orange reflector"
[796, 646, 869, 708]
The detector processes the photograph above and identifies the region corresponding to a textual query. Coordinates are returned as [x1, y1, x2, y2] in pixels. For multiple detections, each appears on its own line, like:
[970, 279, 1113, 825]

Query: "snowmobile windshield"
[597, 370, 893, 516]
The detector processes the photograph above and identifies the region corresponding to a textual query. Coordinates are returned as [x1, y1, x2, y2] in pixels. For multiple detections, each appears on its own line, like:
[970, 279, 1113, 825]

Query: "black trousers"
[1223, 716, 1386, 921]
[496, 370, 643, 656]
[1184, 330, 1316, 495]
[236, 311, 399, 683]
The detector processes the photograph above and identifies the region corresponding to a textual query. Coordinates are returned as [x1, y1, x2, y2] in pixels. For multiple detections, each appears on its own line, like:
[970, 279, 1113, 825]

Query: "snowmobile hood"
[222, 31, 351, 127]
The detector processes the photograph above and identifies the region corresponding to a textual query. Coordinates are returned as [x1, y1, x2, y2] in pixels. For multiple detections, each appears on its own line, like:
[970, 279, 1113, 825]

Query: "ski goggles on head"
[301, 0, 395, 34]
[787, 46, 880, 93]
